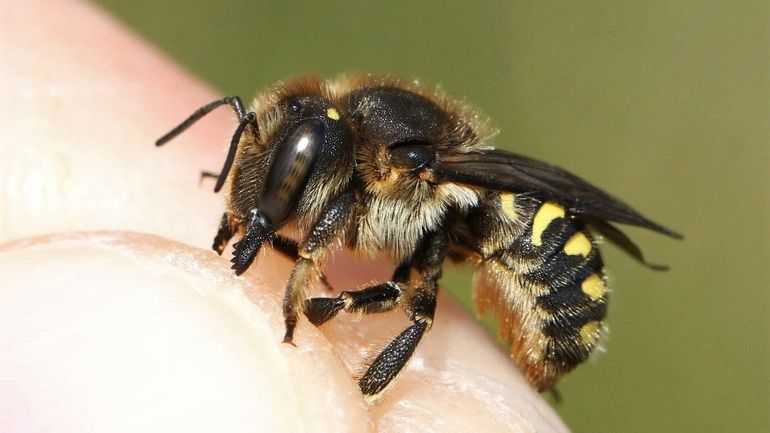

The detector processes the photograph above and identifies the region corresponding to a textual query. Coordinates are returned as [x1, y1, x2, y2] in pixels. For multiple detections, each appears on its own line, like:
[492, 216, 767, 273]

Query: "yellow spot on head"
[531, 202, 565, 246]
[581, 273, 606, 301]
[580, 320, 601, 346]
[500, 193, 518, 220]
[564, 232, 592, 257]
[326, 108, 340, 120]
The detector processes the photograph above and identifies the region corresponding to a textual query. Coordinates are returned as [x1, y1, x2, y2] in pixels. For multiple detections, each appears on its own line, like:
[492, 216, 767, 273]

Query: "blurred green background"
[93, 1, 768, 431]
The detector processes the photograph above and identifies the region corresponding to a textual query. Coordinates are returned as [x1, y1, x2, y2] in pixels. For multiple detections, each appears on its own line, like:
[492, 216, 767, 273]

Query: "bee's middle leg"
[303, 264, 410, 326]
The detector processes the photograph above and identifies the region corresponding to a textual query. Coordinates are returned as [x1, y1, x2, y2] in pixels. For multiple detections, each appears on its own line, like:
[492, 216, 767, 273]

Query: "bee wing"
[435, 149, 682, 239]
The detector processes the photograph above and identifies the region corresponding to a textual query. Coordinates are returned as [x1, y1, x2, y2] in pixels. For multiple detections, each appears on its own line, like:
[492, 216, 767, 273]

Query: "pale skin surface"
[0, 1, 569, 432]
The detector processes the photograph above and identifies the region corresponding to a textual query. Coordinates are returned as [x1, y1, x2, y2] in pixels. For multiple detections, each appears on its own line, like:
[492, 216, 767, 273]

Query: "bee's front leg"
[230, 209, 275, 275]
[212, 212, 239, 255]
[282, 191, 356, 344]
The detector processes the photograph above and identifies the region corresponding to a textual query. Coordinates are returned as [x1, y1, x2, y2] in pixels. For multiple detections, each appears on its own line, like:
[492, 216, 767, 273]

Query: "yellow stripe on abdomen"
[500, 193, 519, 220]
[531, 202, 565, 246]
[580, 320, 602, 347]
[564, 232, 592, 257]
[581, 273, 606, 300]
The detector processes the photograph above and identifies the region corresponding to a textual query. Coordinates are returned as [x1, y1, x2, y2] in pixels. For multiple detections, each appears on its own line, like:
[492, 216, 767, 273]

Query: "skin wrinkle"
[403, 335, 557, 432]
[374, 365, 544, 433]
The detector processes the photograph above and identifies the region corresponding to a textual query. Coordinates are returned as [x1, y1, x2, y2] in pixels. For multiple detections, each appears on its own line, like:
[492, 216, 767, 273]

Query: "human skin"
[0, 1, 569, 432]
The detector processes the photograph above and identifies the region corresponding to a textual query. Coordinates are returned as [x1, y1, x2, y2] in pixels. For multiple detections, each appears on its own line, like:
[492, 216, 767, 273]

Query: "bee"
[156, 75, 681, 399]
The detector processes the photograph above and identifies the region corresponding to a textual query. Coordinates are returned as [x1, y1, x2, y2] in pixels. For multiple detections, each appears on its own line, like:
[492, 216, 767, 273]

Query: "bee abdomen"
[526, 201, 609, 388]
[473, 199, 609, 391]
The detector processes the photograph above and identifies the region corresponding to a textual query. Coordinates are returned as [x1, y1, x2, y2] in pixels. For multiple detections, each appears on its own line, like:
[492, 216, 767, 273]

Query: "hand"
[0, 1, 567, 432]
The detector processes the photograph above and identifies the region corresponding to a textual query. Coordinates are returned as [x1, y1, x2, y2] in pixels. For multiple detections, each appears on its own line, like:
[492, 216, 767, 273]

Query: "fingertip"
[0, 232, 373, 433]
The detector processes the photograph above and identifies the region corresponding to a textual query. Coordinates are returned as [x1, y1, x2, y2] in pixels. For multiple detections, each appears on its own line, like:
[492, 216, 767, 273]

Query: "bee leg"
[212, 214, 327, 286]
[304, 264, 410, 325]
[199, 170, 219, 185]
[318, 272, 335, 292]
[212, 212, 239, 255]
[230, 208, 275, 275]
[358, 231, 448, 399]
[282, 191, 356, 344]
[271, 235, 334, 291]
[271, 235, 299, 259]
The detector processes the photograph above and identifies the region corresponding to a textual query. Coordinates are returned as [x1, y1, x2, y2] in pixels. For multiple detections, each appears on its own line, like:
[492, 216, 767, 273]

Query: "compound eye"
[258, 119, 325, 225]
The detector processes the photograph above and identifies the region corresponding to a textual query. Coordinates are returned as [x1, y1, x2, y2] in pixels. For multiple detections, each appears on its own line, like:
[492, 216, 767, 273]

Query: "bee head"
[233, 92, 353, 230]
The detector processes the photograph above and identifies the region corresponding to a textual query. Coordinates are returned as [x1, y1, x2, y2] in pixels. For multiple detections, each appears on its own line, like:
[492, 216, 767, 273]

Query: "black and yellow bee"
[156, 75, 681, 399]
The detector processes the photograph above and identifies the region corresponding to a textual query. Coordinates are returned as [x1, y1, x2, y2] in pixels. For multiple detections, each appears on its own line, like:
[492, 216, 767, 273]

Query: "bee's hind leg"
[357, 230, 448, 400]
